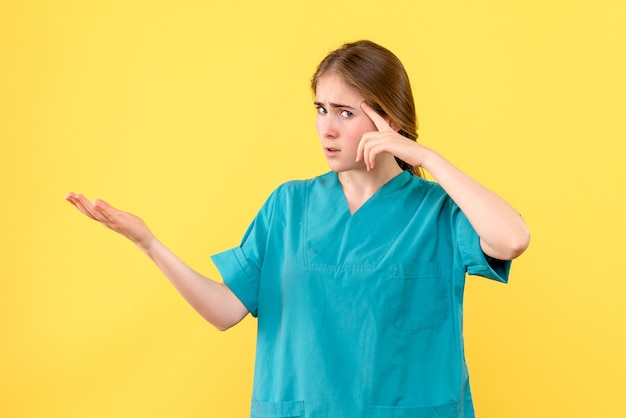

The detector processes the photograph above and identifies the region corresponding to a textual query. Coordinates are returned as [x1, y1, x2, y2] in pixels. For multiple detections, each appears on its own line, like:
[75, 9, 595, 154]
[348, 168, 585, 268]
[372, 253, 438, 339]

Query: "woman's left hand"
[357, 102, 425, 171]
[358, 101, 529, 259]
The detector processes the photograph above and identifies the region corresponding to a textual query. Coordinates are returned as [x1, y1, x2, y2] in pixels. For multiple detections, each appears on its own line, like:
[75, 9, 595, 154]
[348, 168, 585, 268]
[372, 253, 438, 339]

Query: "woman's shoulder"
[400, 173, 454, 207]
[403, 171, 444, 192]
[257, 173, 332, 217]
[271, 171, 447, 201]
[273, 172, 336, 194]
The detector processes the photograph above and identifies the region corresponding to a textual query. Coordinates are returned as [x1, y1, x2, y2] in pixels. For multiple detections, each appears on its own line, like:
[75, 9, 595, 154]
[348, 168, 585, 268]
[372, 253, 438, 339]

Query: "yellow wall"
[2, 1, 625, 416]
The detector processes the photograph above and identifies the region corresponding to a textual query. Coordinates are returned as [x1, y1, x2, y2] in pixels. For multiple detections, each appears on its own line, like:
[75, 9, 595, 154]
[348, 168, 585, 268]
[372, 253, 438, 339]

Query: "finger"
[66, 193, 98, 220]
[356, 133, 366, 162]
[366, 138, 393, 172]
[364, 139, 376, 171]
[357, 131, 376, 164]
[358, 131, 379, 166]
[363, 137, 372, 171]
[360, 102, 392, 132]
[65, 193, 80, 208]
[368, 142, 387, 171]
[65, 192, 80, 205]
[361, 134, 375, 171]
[75, 194, 110, 224]
[360, 132, 383, 171]
[93, 199, 117, 224]
[357, 133, 369, 167]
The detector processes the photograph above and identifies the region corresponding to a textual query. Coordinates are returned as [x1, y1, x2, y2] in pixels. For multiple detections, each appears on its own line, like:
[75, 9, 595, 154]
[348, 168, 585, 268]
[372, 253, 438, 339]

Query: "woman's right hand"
[65, 193, 155, 253]
[65, 192, 249, 330]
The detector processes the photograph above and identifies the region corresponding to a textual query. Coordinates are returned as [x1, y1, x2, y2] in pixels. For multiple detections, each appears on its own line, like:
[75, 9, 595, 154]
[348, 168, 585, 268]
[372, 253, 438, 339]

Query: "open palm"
[65, 193, 154, 251]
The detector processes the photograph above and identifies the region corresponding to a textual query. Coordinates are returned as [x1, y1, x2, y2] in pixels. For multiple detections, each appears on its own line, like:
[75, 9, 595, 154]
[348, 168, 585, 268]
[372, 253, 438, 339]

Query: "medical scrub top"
[211, 171, 511, 418]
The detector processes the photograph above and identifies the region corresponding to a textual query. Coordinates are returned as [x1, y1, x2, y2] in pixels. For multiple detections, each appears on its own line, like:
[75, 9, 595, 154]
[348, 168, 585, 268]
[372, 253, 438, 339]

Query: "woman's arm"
[358, 103, 530, 260]
[65, 193, 249, 330]
[417, 150, 530, 260]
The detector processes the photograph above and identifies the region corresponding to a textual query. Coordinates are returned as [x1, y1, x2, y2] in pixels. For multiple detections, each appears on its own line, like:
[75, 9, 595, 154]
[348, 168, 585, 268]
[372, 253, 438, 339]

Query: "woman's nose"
[321, 116, 338, 139]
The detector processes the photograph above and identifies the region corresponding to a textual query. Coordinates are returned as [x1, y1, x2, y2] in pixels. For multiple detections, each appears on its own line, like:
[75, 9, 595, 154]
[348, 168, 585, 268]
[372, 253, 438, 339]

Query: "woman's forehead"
[315, 74, 363, 104]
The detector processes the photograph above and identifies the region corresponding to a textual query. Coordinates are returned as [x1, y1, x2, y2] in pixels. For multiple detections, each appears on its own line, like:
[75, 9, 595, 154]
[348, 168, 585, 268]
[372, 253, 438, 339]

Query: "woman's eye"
[340, 109, 353, 118]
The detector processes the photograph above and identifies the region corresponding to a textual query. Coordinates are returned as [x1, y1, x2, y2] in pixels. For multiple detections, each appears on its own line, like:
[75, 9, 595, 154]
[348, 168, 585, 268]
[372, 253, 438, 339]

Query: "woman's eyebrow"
[313, 101, 356, 109]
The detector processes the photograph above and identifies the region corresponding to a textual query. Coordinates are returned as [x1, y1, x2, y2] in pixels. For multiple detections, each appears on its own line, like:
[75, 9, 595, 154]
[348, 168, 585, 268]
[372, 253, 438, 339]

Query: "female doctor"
[66, 40, 530, 417]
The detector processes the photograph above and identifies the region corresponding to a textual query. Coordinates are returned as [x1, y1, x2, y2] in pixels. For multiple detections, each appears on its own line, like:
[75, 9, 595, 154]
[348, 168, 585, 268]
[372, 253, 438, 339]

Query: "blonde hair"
[311, 40, 423, 177]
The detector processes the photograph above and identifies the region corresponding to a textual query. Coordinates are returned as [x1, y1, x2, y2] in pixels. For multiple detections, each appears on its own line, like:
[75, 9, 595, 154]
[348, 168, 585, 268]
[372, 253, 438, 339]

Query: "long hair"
[311, 40, 424, 177]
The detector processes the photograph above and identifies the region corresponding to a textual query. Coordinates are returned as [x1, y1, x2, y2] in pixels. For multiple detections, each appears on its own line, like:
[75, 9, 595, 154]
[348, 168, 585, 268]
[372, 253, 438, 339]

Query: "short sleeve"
[210, 188, 279, 317]
[454, 207, 511, 283]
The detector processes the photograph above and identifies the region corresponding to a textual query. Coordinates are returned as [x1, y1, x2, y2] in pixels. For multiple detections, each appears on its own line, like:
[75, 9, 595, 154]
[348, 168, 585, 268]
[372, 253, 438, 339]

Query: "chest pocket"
[387, 263, 451, 332]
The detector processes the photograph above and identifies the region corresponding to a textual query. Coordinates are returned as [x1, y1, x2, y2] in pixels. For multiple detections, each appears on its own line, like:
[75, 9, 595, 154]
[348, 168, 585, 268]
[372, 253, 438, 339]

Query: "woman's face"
[314, 74, 378, 173]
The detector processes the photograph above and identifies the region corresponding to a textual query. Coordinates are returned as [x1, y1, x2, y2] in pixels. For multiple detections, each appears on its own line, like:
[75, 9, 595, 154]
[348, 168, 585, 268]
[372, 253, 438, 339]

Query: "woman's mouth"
[324, 147, 341, 157]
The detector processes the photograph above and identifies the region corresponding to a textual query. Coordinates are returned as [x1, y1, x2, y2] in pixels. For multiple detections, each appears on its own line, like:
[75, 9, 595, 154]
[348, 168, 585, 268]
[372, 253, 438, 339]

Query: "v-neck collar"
[304, 170, 417, 268]
[332, 170, 412, 217]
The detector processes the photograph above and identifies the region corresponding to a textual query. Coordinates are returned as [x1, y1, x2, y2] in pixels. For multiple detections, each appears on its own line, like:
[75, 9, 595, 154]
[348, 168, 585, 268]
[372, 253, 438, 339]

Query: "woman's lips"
[324, 147, 340, 156]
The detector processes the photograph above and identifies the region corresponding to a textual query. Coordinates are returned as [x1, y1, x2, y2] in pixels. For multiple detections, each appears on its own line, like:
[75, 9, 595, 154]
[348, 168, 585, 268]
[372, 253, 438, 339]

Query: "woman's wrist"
[413, 144, 438, 172]
[137, 234, 158, 257]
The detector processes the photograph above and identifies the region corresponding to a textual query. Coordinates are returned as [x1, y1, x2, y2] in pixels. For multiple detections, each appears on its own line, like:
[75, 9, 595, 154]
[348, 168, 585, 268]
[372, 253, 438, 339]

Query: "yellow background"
[2, 0, 625, 417]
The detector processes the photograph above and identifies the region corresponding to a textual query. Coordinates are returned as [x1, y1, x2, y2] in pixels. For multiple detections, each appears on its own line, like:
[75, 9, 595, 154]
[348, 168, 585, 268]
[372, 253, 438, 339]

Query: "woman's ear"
[389, 120, 401, 132]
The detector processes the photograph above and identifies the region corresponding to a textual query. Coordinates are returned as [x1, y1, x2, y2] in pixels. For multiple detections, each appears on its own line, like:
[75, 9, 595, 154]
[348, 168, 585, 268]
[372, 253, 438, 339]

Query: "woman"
[66, 40, 529, 417]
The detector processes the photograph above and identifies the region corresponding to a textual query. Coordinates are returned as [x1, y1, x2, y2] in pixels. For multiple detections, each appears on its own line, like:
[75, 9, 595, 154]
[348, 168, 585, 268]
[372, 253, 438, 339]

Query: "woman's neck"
[338, 157, 403, 214]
